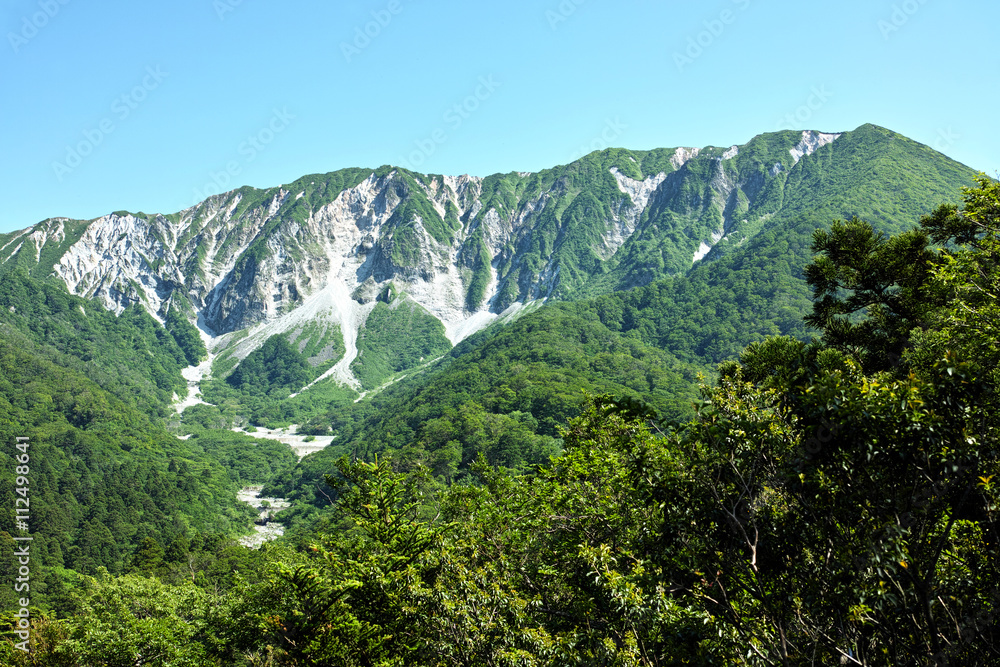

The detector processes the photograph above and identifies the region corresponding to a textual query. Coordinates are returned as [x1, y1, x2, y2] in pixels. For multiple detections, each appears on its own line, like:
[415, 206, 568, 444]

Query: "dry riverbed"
[237, 486, 292, 548]
[234, 424, 336, 459]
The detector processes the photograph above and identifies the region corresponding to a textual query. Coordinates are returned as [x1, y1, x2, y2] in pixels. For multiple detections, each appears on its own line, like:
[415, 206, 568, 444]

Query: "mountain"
[3, 125, 995, 667]
[6, 124, 970, 399]
[0, 122, 983, 607]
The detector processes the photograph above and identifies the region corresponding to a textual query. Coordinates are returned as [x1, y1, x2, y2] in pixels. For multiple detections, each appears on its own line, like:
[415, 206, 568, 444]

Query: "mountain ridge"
[0, 124, 976, 392]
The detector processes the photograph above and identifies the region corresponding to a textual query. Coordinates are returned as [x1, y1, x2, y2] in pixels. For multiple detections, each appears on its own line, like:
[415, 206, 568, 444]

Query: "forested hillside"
[268, 305, 707, 527]
[0, 275, 296, 612]
[0, 270, 203, 419]
[3, 175, 997, 666]
[0, 123, 992, 663]
[0, 333, 255, 603]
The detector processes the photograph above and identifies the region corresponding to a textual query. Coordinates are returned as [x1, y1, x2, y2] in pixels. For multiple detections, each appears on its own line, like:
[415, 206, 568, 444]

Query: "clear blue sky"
[2, 0, 997, 233]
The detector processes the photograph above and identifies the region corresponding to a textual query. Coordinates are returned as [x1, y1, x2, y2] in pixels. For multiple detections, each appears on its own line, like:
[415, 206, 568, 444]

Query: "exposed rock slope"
[3, 124, 963, 388]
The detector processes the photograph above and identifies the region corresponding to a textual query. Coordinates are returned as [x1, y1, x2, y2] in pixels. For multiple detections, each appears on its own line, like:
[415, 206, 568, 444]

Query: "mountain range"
[3, 120, 995, 664]
[1, 124, 973, 397]
[0, 122, 981, 572]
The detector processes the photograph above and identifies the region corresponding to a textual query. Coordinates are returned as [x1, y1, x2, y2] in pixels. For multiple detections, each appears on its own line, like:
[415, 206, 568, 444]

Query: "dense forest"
[1, 167, 997, 664]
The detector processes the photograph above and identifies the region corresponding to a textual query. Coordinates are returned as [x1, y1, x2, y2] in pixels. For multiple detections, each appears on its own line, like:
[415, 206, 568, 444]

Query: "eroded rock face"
[789, 130, 842, 164]
[8, 129, 846, 385]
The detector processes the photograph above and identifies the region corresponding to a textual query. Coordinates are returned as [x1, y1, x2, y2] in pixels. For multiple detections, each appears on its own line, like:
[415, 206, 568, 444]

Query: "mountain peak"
[1, 125, 974, 390]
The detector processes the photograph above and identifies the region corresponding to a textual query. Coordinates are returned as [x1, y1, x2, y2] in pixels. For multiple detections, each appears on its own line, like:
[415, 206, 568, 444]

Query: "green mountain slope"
[0, 270, 192, 418]
[265, 125, 979, 522]
[0, 331, 260, 610]
[267, 305, 708, 527]
[573, 124, 978, 364]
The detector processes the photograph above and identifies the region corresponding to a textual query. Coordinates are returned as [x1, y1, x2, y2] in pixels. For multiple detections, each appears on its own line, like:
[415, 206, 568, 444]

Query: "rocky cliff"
[3, 125, 960, 388]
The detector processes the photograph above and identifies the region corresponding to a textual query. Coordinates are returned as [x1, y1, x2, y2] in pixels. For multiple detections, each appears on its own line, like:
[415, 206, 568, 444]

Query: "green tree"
[803, 217, 939, 372]
[165, 305, 208, 366]
[913, 174, 1000, 385]
[1, 573, 215, 666]
[245, 456, 447, 666]
[228, 335, 310, 396]
[671, 177, 1000, 663]
[679, 340, 999, 664]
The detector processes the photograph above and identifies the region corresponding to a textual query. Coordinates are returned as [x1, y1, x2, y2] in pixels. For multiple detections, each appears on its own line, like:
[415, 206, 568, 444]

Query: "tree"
[913, 174, 1000, 385]
[678, 177, 1000, 664]
[803, 217, 939, 372]
[228, 335, 310, 396]
[250, 456, 447, 666]
[683, 340, 1000, 665]
[165, 306, 208, 366]
[0, 572, 214, 666]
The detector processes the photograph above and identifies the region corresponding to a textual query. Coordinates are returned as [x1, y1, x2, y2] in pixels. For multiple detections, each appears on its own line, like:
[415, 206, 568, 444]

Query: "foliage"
[200, 322, 354, 429]
[0, 272, 192, 417]
[198, 382, 357, 432]
[351, 296, 452, 390]
[227, 335, 312, 396]
[0, 334, 256, 604]
[0, 139, 993, 665]
[679, 341, 999, 664]
[1, 573, 213, 666]
[915, 174, 1000, 386]
[802, 217, 939, 372]
[183, 429, 298, 486]
[165, 305, 208, 366]
[273, 306, 706, 522]
[662, 176, 1000, 663]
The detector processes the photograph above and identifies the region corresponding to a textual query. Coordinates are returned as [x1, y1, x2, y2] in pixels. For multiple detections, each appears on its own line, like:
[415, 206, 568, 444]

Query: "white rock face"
[22, 143, 766, 389]
[54, 213, 189, 314]
[422, 173, 484, 222]
[605, 168, 667, 258]
[671, 147, 701, 170]
[721, 145, 739, 160]
[46, 169, 549, 387]
[174, 353, 215, 413]
[693, 230, 724, 263]
[692, 242, 712, 263]
[789, 130, 842, 164]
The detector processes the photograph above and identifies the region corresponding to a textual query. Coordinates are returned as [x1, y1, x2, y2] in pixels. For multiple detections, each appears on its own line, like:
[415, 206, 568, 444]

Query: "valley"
[236, 486, 291, 548]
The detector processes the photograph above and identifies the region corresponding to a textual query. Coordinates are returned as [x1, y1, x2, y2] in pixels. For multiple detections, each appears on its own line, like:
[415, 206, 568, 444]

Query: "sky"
[2, 0, 998, 233]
